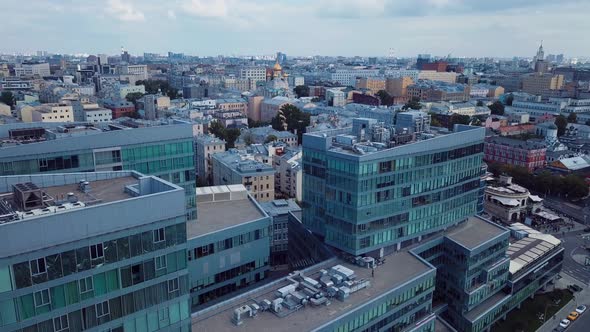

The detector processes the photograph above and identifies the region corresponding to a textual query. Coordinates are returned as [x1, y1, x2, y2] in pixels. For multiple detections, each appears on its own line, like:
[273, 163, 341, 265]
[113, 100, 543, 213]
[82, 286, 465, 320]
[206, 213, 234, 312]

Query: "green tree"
[476, 100, 484, 107]
[265, 134, 278, 143]
[376, 90, 393, 106]
[271, 104, 310, 143]
[488, 101, 505, 115]
[555, 115, 568, 136]
[225, 128, 241, 149]
[430, 117, 442, 127]
[0, 91, 15, 107]
[567, 112, 577, 124]
[136, 79, 178, 99]
[449, 113, 471, 129]
[402, 97, 422, 110]
[248, 119, 269, 128]
[125, 92, 144, 104]
[294, 85, 310, 98]
[505, 94, 514, 106]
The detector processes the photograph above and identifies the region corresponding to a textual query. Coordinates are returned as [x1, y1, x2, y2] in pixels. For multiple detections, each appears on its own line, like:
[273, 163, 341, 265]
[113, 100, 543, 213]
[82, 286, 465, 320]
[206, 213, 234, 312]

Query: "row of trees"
[208, 121, 241, 149]
[488, 163, 589, 200]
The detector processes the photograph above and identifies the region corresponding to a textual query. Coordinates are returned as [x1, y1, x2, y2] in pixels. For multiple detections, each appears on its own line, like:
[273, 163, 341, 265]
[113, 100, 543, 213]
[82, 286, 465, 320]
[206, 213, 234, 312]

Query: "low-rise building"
[418, 70, 458, 83]
[355, 77, 386, 94]
[259, 199, 302, 269]
[102, 99, 136, 119]
[260, 97, 293, 123]
[326, 89, 347, 107]
[28, 103, 74, 123]
[484, 176, 543, 223]
[407, 81, 470, 102]
[83, 106, 113, 123]
[188, 185, 271, 310]
[522, 73, 564, 95]
[212, 150, 275, 201]
[273, 148, 303, 201]
[195, 135, 226, 185]
[484, 137, 546, 170]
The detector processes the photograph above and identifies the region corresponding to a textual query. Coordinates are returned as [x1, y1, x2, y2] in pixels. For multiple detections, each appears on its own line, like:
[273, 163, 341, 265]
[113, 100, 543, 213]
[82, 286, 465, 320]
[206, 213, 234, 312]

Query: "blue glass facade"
[302, 127, 486, 256]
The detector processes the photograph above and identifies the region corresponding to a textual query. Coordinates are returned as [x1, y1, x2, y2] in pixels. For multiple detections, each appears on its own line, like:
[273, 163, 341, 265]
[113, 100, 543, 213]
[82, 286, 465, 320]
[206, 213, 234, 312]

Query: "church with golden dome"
[259, 56, 293, 98]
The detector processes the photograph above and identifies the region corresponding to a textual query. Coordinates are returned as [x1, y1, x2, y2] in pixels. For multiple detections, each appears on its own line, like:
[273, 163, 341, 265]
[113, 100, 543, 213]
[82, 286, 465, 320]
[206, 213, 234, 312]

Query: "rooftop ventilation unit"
[12, 182, 43, 211]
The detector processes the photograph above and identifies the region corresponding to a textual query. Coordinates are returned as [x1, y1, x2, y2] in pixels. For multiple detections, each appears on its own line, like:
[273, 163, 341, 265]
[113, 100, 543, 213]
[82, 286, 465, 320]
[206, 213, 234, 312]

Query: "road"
[568, 309, 590, 332]
[543, 198, 589, 224]
[556, 230, 590, 285]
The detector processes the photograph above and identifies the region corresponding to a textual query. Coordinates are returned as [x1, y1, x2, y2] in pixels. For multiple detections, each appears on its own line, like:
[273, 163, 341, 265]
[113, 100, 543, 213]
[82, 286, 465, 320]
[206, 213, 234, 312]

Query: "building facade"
[0, 124, 197, 220]
[484, 137, 546, 171]
[302, 120, 485, 256]
[0, 171, 191, 332]
[188, 185, 271, 310]
[195, 135, 226, 185]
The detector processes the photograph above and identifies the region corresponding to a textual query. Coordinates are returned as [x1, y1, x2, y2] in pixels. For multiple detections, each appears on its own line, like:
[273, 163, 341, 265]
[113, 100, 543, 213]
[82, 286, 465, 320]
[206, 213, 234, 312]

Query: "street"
[556, 230, 590, 285]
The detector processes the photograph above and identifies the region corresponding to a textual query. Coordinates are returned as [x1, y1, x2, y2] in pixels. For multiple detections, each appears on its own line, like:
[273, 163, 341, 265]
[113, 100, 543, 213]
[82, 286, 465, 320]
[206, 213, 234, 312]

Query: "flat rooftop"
[446, 216, 507, 250]
[41, 177, 136, 204]
[188, 185, 266, 238]
[191, 251, 434, 332]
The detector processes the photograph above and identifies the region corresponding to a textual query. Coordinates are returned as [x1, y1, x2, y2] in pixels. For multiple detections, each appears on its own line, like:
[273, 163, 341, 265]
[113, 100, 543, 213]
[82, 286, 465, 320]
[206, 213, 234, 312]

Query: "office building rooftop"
[0, 171, 180, 224]
[188, 185, 267, 238]
[304, 118, 484, 159]
[192, 251, 433, 332]
[445, 216, 508, 250]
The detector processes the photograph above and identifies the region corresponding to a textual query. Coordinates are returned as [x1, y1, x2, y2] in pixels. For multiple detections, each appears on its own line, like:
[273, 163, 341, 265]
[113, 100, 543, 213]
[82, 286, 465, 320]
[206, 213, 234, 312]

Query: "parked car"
[567, 311, 579, 321]
[560, 319, 571, 328]
[568, 284, 583, 292]
[576, 305, 587, 314]
[559, 319, 571, 329]
[553, 326, 566, 332]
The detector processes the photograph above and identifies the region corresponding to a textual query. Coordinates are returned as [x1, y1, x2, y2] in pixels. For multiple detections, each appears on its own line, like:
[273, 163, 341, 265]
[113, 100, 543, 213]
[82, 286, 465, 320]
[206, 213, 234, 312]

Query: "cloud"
[182, 0, 228, 18]
[106, 0, 145, 22]
[167, 9, 177, 20]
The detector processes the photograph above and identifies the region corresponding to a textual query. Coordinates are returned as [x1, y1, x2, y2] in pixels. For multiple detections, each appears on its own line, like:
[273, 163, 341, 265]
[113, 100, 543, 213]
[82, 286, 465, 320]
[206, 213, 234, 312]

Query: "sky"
[1, 0, 589, 58]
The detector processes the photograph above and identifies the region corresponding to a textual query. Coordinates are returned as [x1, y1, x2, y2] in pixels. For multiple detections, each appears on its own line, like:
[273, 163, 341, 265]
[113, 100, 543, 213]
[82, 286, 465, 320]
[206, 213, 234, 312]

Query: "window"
[155, 255, 167, 270]
[30, 257, 46, 276]
[168, 278, 179, 293]
[153, 228, 165, 243]
[79, 276, 94, 293]
[34, 289, 51, 307]
[53, 314, 69, 331]
[159, 308, 169, 322]
[96, 300, 110, 318]
[90, 243, 104, 260]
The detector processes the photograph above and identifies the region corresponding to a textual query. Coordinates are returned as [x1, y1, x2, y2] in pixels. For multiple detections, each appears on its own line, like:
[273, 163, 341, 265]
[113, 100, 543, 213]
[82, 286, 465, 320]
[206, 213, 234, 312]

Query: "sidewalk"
[537, 274, 590, 332]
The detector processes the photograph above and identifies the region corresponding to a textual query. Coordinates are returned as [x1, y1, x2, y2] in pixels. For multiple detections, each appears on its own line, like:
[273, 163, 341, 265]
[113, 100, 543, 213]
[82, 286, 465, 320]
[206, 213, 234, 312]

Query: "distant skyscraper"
[276, 51, 287, 65]
[121, 47, 131, 63]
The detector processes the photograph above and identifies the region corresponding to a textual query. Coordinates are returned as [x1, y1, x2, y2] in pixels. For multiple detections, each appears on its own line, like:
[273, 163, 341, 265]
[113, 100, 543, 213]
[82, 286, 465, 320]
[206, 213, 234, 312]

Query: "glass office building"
[0, 171, 191, 332]
[0, 124, 196, 220]
[302, 120, 486, 256]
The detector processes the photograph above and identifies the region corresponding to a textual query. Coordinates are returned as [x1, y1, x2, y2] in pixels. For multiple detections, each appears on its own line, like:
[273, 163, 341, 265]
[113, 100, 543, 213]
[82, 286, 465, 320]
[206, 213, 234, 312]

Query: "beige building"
[418, 71, 458, 84]
[195, 135, 226, 185]
[212, 150, 275, 202]
[487, 86, 505, 98]
[0, 64, 9, 78]
[522, 74, 564, 95]
[247, 95, 265, 122]
[355, 77, 386, 94]
[29, 103, 74, 123]
[385, 77, 414, 97]
[0, 103, 11, 116]
[216, 98, 248, 115]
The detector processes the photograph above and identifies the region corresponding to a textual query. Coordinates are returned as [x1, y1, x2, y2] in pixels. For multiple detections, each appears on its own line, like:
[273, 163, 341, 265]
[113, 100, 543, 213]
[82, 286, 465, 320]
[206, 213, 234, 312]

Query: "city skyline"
[1, 0, 589, 57]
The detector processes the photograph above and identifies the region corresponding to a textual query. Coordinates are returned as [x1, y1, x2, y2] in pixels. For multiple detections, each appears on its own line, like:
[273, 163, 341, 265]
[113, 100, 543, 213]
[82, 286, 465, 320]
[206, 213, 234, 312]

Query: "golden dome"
[273, 60, 282, 71]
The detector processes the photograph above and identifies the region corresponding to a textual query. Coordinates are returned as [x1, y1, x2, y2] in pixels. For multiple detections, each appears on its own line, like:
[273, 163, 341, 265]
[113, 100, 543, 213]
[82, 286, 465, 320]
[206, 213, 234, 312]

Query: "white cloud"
[106, 0, 145, 22]
[167, 9, 177, 20]
[182, 0, 228, 18]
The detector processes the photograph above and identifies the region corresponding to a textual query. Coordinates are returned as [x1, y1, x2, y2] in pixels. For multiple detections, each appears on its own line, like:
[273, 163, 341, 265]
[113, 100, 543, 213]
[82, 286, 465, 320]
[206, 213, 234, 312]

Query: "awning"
[492, 196, 520, 206]
[528, 195, 543, 202]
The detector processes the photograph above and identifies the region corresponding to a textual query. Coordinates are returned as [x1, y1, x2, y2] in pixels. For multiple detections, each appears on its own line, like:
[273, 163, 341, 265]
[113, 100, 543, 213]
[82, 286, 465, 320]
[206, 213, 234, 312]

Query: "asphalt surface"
[566, 309, 590, 332]
[556, 230, 590, 286]
[543, 198, 589, 224]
